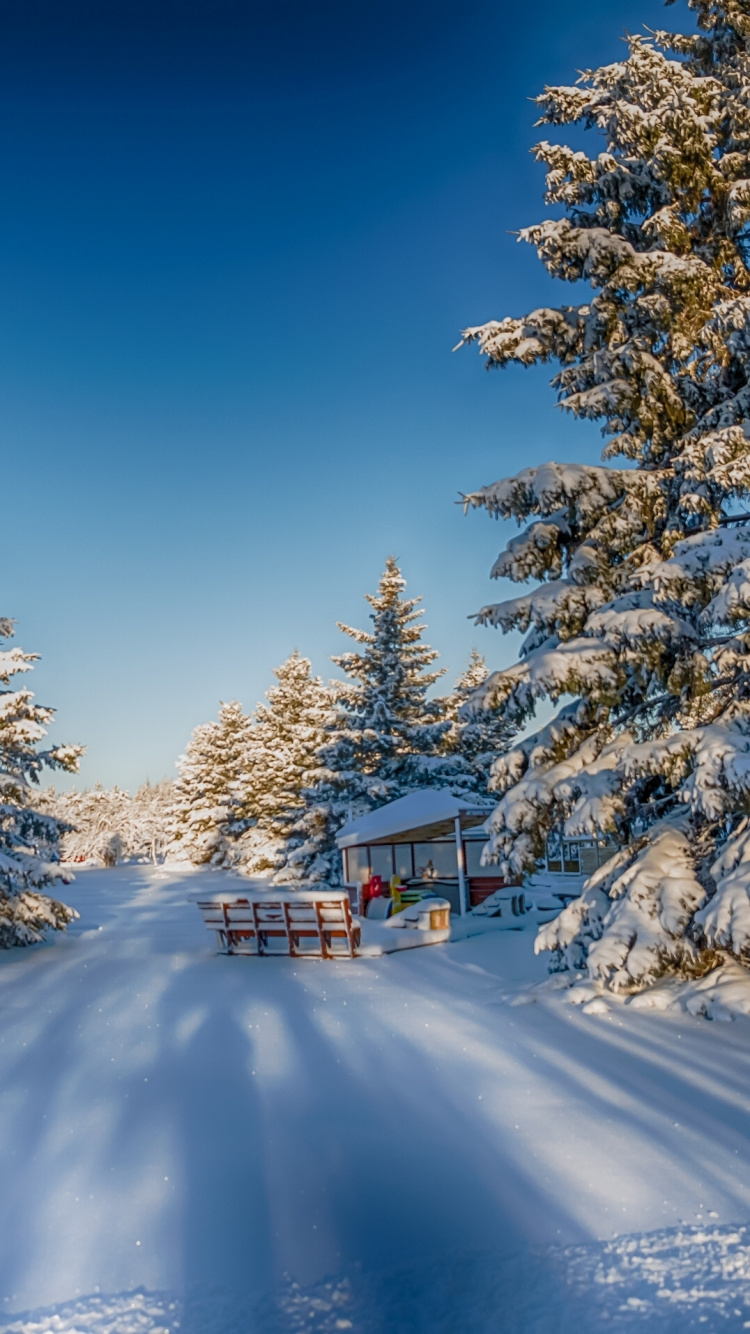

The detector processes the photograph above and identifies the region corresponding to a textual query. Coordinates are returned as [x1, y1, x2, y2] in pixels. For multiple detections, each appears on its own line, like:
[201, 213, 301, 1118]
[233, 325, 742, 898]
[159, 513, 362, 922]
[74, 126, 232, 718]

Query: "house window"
[579, 842, 599, 875]
[346, 846, 371, 883]
[394, 845, 414, 880]
[370, 844, 395, 882]
[465, 840, 496, 876]
[546, 830, 562, 873]
[562, 841, 581, 874]
[413, 841, 457, 879]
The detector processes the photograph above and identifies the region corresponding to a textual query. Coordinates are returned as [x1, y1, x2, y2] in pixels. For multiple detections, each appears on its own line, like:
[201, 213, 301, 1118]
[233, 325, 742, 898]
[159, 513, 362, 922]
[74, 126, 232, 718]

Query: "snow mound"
[277, 1228, 750, 1330]
[510, 955, 750, 1022]
[10, 1226, 750, 1333]
[627, 956, 750, 1022]
[0, 1288, 178, 1333]
[558, 1222, 750, 1330]
[357, 908, 450, 956]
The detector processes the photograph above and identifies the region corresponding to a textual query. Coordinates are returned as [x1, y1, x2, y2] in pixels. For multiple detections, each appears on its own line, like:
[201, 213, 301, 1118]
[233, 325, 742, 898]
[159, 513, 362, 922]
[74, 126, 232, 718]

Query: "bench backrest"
[197, 898, 351, 929]
[196, 895, 359, 957]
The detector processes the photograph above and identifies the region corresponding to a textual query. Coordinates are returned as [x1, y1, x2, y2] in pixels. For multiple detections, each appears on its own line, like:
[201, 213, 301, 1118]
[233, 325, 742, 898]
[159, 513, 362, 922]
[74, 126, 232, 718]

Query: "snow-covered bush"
[0, 620, 82, 946]
[460, 1, 750, 991]
[131, 779, 177, 863]
[42, 780, 176, 866]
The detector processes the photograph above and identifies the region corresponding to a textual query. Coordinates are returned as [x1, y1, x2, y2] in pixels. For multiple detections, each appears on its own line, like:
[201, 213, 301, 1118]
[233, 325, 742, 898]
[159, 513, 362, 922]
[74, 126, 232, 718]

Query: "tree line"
[40, 557, 513, 886]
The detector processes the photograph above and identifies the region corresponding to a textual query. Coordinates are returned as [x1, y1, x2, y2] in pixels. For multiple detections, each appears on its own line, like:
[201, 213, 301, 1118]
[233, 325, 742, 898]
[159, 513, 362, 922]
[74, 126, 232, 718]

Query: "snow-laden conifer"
[275, 720, 361, 889]
[0, 620, 82, 946]
[333, 556, 446, 798]
[239, 652, 333, 875]
[460, 1, 750, 991]
[279, 559, 447, 887]
[439, 649, 517, 796]
[169, 701, 253, 867]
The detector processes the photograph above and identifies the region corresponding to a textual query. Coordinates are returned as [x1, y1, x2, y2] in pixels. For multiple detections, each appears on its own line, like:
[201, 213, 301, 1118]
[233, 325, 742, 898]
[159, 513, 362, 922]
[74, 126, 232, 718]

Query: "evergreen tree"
[459, 1, 750, 992]
[0, 619, 82, 946]
[240, 652, 333, 875]
[439, 649, 517, 796]
[333, 555, 447, 797]
[278, 558, 447, 887]
[276, 718, 362, 889]
[169, 701, 253, 867]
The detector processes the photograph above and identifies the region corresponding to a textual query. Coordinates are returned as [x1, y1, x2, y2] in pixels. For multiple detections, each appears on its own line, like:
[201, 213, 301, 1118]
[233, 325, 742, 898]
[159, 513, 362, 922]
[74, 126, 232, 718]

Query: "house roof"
[335, 788, 494, 848]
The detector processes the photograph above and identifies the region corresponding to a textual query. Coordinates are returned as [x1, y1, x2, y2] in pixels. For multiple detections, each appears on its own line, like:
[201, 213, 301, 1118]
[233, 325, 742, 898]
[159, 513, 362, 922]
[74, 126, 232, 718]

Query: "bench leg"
[222, 904, 234, 955]
[314, 902, 330, 959]
[343, 900, 357, 957]
[251, 902, 265, 956]
[282, 902, 298, 957]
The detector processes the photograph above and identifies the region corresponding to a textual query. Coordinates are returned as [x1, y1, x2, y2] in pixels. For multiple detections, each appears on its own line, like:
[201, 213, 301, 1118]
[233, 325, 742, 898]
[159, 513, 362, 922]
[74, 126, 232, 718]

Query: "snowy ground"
[3, 869, 750, 1331]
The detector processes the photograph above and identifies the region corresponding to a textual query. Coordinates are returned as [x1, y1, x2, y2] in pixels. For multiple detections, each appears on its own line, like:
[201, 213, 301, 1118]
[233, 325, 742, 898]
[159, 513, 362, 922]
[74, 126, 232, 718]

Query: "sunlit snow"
[3, 867, 750, 1331]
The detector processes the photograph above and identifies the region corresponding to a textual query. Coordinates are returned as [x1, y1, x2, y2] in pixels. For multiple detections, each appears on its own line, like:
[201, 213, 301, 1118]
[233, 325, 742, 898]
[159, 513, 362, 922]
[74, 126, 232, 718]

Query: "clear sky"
[4, 0, 691, 791]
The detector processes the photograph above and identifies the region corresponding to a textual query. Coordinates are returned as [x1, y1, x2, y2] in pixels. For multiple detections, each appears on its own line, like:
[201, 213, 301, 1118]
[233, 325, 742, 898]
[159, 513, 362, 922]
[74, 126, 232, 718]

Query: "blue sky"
[4, 0, 691, 790]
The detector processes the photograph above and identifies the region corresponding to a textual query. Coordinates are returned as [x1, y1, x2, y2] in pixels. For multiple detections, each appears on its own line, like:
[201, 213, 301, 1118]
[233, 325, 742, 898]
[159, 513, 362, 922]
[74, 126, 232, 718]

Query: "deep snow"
[3, 867, 750, 1331]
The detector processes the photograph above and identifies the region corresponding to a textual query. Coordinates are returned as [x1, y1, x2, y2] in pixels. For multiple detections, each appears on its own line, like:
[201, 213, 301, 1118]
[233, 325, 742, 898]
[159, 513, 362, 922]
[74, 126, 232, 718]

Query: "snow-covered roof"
[336, 789, 494, 849]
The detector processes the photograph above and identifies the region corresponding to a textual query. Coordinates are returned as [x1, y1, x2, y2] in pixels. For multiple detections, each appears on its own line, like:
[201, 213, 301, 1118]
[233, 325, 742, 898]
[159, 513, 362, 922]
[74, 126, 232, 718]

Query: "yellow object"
[389, 874, 405, 914]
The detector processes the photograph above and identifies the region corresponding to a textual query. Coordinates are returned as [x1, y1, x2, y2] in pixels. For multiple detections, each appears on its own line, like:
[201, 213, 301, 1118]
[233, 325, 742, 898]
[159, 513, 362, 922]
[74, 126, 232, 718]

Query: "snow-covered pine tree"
[333, 555, 447, 797]
[238, 651, 333, 875]
[439, 649, 517, 796]
[278, 558, 447, 887]
[169, 701, 253, 867]
[459, 1, 750, 993]
[0, 619, 82, 946]
[274, 715, 362, 889]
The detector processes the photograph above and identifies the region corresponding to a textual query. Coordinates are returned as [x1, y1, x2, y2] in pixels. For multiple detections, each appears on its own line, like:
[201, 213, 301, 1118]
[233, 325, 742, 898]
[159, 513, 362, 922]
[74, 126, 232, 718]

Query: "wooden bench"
[196, 890, 361, 958]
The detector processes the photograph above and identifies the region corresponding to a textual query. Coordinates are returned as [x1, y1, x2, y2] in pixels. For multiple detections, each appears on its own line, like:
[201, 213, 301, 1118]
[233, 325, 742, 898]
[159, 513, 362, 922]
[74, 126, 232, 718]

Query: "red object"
[361, 875, 384, 914]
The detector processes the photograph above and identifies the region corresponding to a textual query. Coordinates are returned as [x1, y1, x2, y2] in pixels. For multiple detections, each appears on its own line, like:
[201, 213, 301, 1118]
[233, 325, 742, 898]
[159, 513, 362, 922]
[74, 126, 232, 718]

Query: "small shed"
[335, 789, 505, 916]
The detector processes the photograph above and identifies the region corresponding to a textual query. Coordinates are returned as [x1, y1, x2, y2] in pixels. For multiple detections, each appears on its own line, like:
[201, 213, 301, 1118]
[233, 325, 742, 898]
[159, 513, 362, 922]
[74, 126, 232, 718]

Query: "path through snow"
[2, 867, 750, 1331]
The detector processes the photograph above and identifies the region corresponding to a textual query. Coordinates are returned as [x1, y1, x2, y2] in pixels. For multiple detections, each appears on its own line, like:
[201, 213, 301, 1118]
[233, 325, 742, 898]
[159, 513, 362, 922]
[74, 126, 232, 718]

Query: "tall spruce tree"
[278, 558, 447, 887]
[169, 700, 253, 867]
[459, 1, 750, 992]
[333, 555, 447, 796]
[275, 723, 361, 889]
[439, 649, 517, 797]
[0, 619, 82, 946]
